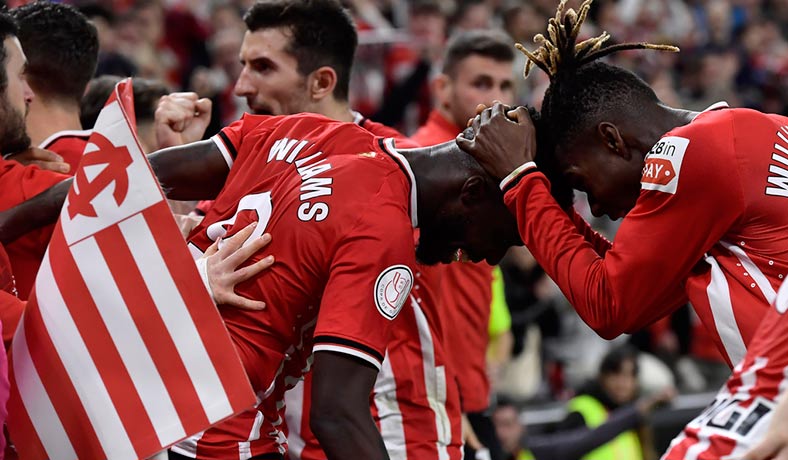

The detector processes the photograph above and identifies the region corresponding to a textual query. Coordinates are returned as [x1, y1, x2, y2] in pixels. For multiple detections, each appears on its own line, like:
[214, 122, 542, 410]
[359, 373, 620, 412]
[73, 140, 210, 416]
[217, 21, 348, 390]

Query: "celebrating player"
[459, 0, 788, 370]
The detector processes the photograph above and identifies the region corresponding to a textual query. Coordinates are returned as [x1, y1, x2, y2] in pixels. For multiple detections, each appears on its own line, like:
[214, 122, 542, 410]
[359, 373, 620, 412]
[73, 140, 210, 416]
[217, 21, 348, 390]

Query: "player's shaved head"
[400, 141, 521, 265]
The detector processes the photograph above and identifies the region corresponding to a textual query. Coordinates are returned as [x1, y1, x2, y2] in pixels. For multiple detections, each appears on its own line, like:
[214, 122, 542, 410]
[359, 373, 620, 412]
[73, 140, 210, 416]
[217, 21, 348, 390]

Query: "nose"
[23, 79, 34, 105]
[233, 67, 254, 97]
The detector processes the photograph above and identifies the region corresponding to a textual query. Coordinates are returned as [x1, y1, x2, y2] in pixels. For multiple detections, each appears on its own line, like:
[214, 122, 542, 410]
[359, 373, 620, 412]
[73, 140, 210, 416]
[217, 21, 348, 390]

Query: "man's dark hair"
[0, 11, 17, 92]
[243, 0, 357, 101]
[442, 29, 515, 77]
[410, 0, 444, 17]
[11, 2, 98, 104]
[518, 0, 678, 154]
[80, 76, 170, 129]
[599, 345, 639, 376]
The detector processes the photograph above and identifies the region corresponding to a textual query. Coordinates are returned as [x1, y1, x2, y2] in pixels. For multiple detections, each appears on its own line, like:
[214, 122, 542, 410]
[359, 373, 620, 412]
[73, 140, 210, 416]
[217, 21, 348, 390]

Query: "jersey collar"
[379, 137, 419, 228]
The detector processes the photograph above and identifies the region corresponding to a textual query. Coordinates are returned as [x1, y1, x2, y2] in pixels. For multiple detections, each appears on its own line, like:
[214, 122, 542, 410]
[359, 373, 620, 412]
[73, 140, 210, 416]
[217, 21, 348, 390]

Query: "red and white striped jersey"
[176, 113, 418, 458]
[662, 280, 788, 459]
[285, 265, 463, 460]
[504, 105, 788, 367]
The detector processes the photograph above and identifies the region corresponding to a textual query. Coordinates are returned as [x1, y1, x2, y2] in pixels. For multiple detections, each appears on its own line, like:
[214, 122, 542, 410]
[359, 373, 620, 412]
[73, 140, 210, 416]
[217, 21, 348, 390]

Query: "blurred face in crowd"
[493, 405, 525, 455]
[600, 358, 638, 405]
[234, 27, 311, 116]
[436, 55, 514, 129]
[0, 37, 32, 154]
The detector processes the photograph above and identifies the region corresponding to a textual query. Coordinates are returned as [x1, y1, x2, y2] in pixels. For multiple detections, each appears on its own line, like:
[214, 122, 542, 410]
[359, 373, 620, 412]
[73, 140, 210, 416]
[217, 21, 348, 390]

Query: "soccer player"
[11, 2, 98, 172]
[2, 108, 521, 460]
[410, 29, 516, 460]
[459, 0, 788, 373]
[156, 2, 465, 459]
[664, 280, 788, 460]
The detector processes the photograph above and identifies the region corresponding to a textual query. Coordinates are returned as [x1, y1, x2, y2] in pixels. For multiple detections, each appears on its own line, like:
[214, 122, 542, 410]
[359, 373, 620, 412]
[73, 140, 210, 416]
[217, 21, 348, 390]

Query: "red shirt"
[412, 109, 496, 413]
[38, 129, 92, 175]
[175, 113, 418, 458]
[0, 159, 68, 300]
[285, 113, 463, 460]
[0, 244, 22, 346]
[505, 106, 788, 367]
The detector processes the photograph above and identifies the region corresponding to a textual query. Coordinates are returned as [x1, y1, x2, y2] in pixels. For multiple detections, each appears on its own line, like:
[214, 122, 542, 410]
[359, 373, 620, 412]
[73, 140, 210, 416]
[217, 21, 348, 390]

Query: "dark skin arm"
[0, 140, 229, 245]
[310, 351, 389, 460]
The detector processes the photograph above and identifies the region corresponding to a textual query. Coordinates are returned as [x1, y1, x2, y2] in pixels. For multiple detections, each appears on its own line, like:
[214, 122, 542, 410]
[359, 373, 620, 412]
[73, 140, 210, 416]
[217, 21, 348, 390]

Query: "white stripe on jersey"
[238, 411, 266, 459]
[777, 280, 788, 314]
[705, 255, 747, 365]
[374, 352, 407, 460]
[721, 241, 777, 303]
[412, 297, 451, 460]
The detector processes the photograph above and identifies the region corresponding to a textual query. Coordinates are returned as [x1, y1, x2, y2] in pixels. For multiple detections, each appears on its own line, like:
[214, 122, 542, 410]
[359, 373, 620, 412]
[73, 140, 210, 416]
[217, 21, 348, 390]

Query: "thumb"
[195, 98, 213, 117]
[455, 132, 475, 153]
[508, 106, 531, 125]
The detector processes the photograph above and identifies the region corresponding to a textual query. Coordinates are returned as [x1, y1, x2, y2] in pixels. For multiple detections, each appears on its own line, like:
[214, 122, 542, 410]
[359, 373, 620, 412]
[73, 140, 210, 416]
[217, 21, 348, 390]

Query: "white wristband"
[499, 161, 537, 190]
[195, 257, 216, 302]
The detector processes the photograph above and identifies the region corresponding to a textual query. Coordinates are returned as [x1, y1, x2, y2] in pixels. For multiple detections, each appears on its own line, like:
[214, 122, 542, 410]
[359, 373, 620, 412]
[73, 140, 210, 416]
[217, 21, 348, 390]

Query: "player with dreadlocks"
[459, 1, 788, 456]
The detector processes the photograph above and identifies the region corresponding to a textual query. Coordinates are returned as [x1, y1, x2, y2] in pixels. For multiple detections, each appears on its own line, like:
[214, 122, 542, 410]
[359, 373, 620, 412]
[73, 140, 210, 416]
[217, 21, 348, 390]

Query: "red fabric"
[180, 113, 418, 457]
[40, 131, 91, 175]
[503, 108, 788, 367]
[412, 109, 495, 412]
[0, 159, 67, 300]
[663, 282, 788, 459]
[0, 245, 22, 346]
[286, 266, 463, 460]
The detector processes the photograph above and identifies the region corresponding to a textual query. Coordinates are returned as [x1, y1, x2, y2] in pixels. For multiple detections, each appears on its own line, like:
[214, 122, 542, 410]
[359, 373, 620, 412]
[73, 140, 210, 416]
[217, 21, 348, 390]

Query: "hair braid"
[516, 0, 678, 80]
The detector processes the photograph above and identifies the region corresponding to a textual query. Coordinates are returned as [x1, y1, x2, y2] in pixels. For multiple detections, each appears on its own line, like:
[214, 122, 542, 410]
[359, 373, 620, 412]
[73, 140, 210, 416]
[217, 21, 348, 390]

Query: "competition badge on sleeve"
[6, 79, 255, 460]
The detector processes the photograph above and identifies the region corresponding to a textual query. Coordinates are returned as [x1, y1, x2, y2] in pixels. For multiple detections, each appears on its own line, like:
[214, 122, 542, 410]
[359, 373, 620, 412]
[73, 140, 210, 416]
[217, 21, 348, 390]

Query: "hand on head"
[456, 102, 537, 181]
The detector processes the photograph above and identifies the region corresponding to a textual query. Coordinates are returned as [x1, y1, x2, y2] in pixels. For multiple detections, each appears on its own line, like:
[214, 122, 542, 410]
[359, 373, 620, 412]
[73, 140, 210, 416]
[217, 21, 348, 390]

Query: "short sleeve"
[211, 114, 273, 168]
[313, 181, 416, 370]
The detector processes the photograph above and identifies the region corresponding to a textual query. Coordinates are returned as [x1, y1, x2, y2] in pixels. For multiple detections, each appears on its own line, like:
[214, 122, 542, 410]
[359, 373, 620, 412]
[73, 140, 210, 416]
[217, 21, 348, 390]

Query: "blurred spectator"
[533, 346, 675, 460]
[452, 0, 494, 32]
[372, 0, 447, 132]
[80, 75, 169, 153]
[79, 3, 137, 77]
[493, 397, 533, 460]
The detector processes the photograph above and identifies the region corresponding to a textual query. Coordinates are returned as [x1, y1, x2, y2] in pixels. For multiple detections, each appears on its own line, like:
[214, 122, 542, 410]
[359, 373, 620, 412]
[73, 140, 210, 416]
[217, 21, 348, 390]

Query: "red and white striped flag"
[7, 79, 255, 460]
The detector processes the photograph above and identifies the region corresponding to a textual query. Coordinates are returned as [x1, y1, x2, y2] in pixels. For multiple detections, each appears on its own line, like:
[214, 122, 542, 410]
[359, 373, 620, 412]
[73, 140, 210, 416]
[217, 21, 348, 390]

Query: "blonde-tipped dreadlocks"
[515, 0, 679, 80]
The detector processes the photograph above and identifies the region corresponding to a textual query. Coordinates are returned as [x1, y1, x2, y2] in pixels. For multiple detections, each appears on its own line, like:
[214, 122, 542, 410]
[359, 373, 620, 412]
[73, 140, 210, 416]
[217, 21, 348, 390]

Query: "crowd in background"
[3, 0, 788, 457]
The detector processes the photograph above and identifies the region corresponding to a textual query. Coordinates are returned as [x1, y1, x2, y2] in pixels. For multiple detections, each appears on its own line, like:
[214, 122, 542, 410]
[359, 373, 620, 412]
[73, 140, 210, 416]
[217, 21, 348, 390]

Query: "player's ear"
[309, 66, 337, 101]
[598, 122, 629, 160]
[432, 73, 451, 109]
[459, 176, 486, 207]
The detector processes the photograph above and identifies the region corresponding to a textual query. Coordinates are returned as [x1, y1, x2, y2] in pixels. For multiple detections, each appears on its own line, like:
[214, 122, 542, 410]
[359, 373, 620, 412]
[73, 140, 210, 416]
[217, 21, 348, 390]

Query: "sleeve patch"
[641, 136, 690, 195]
[374, 265, 413, 320]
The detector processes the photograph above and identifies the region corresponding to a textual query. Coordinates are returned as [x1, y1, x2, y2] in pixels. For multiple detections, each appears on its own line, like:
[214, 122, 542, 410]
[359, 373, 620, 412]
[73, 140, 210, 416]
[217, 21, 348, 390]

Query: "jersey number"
[206, 191, 273, 247]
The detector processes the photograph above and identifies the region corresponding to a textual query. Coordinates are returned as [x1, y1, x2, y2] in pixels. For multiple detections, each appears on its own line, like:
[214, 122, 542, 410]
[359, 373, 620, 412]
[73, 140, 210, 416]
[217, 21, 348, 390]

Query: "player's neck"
[398, 141, 462, 229]
[313, 99, 354, 123]
[26, 98, 82, 147]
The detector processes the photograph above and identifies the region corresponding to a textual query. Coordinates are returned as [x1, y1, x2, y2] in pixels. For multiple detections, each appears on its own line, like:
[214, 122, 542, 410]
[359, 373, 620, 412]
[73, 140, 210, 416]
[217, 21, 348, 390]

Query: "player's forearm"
[310, 409, 389, 460]
[310, 351, 389, 460]
[0, 178, 71, 245]
[148, 140, 229, 201]
[503, 173, 682, 338]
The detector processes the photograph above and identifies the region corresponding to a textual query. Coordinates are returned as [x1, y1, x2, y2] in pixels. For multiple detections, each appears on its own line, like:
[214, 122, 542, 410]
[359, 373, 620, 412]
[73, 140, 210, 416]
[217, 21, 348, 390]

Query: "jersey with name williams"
[188, 112, 418, 392]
